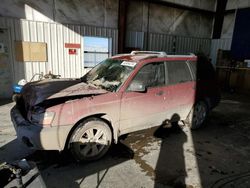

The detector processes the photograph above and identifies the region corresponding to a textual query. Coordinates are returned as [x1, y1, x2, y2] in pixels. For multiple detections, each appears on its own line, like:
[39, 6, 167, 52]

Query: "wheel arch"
[195, 96, 212, 111]
[63, 113, 117, 150]
[184, 99, 209, 122]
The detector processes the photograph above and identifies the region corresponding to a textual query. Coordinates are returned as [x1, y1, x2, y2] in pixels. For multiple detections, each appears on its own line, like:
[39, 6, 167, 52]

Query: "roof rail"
[130, 51, 196, 57]
[166, 53, 196, 58]
[131, 51, 167, 56]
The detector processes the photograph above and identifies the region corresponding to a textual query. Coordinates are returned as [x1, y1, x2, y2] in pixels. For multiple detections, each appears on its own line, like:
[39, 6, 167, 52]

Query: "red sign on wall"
[69, 49, 77, 55]
[65, 43, 81, 48]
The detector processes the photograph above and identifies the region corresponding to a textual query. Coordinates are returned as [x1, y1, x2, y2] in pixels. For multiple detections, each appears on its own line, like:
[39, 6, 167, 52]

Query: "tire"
[186, 101, 208, 129]
[69, 118, 112, 161]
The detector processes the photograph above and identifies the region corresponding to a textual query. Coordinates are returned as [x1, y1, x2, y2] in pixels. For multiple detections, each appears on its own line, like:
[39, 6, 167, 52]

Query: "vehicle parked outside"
[11, 51, 220, 161]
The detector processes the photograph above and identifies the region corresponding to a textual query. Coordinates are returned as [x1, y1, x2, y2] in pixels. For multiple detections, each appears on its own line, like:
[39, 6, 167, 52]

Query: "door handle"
[155, 91, 164, 96]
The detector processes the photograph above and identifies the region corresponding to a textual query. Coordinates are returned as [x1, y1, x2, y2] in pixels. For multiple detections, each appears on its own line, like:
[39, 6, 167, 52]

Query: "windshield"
[81, 59, 136, 92]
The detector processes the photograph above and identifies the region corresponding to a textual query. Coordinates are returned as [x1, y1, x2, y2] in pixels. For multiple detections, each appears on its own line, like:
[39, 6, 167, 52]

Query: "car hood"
[21, 79, 108, 106]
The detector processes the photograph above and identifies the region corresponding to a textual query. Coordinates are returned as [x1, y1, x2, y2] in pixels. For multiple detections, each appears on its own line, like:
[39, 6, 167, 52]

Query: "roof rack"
[131, 51, 167, 56]
[166, 53, 196, 57]
[131, 51, 196, 57]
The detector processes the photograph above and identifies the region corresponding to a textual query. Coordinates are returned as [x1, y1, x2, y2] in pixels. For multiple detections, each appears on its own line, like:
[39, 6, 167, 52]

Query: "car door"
[163, 61, 196, 120]
[119, 62, 166, 134]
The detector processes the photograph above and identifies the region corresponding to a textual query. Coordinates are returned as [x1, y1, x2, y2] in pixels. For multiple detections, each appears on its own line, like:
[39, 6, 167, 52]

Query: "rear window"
[166, 61, 192, 85]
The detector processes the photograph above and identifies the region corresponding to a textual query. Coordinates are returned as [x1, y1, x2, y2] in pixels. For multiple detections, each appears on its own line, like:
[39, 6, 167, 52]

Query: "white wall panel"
[36, 22, 46, 76]
[43, 22, 52, 73]
[57, 24, 64, 78]
[0, 16, 118, 83]
[51, 23, 59, 76]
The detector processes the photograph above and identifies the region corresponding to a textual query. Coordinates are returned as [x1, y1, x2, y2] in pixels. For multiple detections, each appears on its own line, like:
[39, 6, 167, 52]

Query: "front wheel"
[69, 118, 112, 161]
[186, 101, 208, 129]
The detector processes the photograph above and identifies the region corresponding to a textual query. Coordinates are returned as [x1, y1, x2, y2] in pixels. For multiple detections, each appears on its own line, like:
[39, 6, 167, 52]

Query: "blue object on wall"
[231, 8, 250, 60]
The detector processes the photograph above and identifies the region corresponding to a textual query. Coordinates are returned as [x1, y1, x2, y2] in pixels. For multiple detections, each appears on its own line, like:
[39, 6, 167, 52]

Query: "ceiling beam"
[129, 0, 215, 17]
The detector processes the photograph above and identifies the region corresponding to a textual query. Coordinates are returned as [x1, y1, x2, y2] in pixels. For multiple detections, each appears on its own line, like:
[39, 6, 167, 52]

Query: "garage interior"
[0, 0, 250, 187]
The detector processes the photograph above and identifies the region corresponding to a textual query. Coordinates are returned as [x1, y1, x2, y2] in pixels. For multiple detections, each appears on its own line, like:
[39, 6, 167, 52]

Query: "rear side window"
[166, 61, 192, 85]
[188, 61, 197, 80]
[128, 62, 165, 89]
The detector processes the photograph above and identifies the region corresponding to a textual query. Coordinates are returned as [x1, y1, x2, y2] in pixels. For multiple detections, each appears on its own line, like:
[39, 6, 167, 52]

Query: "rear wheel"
[186, 101, 208, 129]
[69, 118, 112, 161]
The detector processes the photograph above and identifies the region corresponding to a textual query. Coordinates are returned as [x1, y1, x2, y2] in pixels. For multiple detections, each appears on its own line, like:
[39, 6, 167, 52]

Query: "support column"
[213, 0, 228, 39]
[118, 0, 128, 53]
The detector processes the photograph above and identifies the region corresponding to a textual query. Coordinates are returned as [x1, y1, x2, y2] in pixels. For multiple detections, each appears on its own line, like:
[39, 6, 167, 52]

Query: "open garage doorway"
[0, 28, 12, 99]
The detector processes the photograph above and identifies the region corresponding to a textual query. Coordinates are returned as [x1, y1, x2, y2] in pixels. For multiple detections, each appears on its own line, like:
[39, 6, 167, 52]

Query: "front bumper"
[11, 106, 72, 151]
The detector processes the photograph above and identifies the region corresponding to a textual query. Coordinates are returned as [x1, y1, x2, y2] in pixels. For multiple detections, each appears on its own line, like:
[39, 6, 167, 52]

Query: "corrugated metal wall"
[0, 15, 213, 86]
[126, 31, 211, 55]
[0, 17, 118, 83]
[210, 38, 232, 66]
[148, 33, 174, 52]
[175, 36, 211, 55]
[126, 31, 144, 50]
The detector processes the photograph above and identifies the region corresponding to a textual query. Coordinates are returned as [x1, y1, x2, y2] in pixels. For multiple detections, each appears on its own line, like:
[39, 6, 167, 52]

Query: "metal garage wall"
[126, 31, 211, 55]
[126, 31, 144, 50]
[0, 16, 118, 83]
[210, 38, 232, 66]
[148, 33, 174, 52]
[175, 36, 211, 55]
[149, 33, 211, 55]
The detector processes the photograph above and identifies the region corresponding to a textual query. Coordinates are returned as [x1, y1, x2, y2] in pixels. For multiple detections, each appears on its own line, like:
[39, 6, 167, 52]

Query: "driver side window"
[127, 62, 165, 91]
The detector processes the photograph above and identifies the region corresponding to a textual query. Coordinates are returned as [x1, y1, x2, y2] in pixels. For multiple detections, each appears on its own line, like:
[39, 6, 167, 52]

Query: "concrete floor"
[1, 93, 250, 188]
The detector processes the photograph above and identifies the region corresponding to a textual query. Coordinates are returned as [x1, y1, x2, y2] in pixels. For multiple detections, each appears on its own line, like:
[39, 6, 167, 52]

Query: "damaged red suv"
[11, 51, 220, 161]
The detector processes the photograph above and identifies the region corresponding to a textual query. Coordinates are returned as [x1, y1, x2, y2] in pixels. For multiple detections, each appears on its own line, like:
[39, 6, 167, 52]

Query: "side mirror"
[128, 82, 147, 93]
